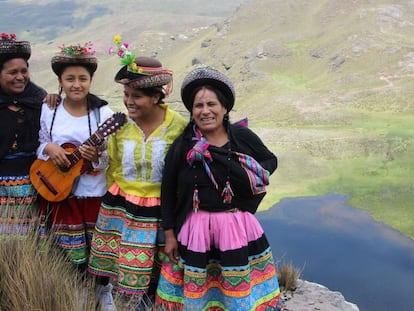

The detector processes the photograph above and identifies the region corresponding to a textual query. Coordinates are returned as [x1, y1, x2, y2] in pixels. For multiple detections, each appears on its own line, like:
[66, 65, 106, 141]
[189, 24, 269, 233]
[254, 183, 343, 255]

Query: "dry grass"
[0, 222, 156, 311]
[0, 227, 98, 311]
[277, 262, 301, 291]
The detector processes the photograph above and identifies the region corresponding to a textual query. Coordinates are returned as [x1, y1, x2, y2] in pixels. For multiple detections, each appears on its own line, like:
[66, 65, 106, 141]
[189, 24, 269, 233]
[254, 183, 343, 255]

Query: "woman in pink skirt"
[156, 65, 284, 310]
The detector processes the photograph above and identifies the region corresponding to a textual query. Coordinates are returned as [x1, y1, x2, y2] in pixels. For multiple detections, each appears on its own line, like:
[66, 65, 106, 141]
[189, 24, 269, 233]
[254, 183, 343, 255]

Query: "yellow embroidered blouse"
[106, 104, 187, 198]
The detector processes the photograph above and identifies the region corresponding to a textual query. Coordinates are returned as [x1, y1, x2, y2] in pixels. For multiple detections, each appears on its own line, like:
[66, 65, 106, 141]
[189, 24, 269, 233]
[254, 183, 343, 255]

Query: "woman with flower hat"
[155, 65, 284, 310]
[88, 36, 187, 308]
[35, 41, 117, 310]
[0, 33, 47, 236]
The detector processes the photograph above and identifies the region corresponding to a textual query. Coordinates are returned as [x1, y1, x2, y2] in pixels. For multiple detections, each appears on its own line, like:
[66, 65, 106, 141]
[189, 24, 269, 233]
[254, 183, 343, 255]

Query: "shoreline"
[259, 193, 413, 241]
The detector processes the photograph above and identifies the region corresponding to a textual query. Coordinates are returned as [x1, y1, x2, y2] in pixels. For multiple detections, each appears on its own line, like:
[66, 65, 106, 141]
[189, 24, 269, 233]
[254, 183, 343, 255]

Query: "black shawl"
[0, 81, 47, 160]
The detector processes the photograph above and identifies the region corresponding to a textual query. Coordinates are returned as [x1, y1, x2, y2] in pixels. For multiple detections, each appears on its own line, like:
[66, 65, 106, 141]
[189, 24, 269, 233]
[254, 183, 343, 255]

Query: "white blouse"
[37, 99, 114, 197]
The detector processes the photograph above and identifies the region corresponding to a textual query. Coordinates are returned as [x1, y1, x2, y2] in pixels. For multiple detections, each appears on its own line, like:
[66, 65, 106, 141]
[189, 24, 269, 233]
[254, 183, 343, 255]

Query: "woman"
[87, 47, 187, 308]
[156, 65, 284, 310]
[35, 42, 116, 310]
[0, 33, 47, 236]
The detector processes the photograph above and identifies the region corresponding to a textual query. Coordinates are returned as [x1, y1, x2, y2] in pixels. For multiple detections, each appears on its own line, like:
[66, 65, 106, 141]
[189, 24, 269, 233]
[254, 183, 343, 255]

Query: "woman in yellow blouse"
[88, 45, 186, 309]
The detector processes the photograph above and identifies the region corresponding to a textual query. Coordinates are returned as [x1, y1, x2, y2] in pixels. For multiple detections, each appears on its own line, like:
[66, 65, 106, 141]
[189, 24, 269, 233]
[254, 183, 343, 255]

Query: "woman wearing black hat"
[0, 33, 47, 236]
[156, 65, 284, 310]
[88, 37, 187, 309]
[34, 42, 117, 310]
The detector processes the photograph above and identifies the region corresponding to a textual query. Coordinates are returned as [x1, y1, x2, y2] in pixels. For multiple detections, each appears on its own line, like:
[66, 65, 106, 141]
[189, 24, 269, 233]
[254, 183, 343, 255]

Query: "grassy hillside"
[2, 0, 413, 239]
[2, 0, 247, 94]
[214, 0, 414, 238]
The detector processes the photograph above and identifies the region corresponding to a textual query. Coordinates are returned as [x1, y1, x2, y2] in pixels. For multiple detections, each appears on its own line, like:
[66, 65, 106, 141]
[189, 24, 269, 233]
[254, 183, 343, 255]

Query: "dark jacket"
[0, 81, 46, 175]
[161, 122, 277, 234]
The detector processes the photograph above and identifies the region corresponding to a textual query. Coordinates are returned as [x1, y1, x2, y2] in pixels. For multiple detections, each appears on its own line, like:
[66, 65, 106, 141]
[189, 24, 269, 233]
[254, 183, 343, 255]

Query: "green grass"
[272, 73, 309, 90]
[254, 78, 414, 239]
[260, 119, 414, 239]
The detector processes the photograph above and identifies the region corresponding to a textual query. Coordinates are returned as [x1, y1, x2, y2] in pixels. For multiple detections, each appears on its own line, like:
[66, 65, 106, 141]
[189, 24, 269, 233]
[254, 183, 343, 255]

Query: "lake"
[256, 194, 414, 311]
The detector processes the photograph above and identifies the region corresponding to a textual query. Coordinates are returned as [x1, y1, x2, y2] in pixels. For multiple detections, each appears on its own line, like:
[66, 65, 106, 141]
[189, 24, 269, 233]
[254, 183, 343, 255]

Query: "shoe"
[97, 283, 117, 311]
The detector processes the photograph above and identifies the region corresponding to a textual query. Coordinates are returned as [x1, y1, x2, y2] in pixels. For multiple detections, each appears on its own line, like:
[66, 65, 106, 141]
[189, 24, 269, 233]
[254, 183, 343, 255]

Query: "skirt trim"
[0, 176, 37, 236]
[88, 189, 164, 295]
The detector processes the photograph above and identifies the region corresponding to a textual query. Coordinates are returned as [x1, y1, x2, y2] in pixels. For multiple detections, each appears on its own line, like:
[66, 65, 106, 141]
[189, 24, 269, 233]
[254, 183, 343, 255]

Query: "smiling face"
[123, 85, 160, 122]
[192, 87, 227, 135]
[0, 58, 29, 95]
[59, 65, 92, 103]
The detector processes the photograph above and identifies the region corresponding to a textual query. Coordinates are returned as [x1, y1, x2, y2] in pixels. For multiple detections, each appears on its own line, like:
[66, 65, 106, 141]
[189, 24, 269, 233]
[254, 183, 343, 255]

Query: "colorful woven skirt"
[38, 196, 101, 265]
[156, 210, 283, 311]
[88, 184, 164, 295]
[0, 175, 37, 236]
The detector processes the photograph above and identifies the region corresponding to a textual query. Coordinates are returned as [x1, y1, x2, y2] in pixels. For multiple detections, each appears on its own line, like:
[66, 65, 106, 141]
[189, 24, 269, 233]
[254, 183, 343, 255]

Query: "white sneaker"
[97, 283, 117, 311]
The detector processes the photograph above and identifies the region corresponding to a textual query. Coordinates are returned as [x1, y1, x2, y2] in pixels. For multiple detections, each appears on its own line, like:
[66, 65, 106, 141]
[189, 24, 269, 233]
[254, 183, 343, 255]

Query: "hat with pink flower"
[110, 35, 173, 96]
[0, 33, 31, 66]
[51, 41, 97, 76]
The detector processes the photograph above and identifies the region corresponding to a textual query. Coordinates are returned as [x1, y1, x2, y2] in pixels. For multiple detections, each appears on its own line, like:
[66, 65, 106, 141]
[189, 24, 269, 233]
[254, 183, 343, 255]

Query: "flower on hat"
[58, 41, 96, 56]
[109, 35, 146, 74]
[113, 35, 122, 45]
[1, 33, 17, 40]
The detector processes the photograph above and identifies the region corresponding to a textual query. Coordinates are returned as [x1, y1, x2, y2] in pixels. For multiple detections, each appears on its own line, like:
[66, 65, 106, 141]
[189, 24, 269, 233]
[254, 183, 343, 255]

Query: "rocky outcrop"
[282, 280, 359, 311]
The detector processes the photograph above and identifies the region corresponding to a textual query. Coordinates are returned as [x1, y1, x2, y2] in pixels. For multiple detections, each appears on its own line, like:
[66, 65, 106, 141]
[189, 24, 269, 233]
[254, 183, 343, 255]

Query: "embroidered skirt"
[88, 183, 164, 295]
[0, 175, 38, 236]
[38, 196, 102, 264]
[156, 210, 283, 311]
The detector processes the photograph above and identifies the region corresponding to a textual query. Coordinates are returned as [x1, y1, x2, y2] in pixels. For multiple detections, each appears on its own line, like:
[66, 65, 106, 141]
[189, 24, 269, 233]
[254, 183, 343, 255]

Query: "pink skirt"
[178, 210, 265, 252]
[156, 210, 283, 311]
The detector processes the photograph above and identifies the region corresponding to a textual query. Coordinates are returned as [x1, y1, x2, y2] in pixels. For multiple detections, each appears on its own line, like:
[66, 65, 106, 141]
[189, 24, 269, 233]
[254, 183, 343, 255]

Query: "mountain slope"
[3, 0, 413, 238]
[152, 0, 414, 238]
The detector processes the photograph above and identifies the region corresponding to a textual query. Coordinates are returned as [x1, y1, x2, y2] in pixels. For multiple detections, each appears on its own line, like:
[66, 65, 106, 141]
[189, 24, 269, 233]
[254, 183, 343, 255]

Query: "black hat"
[181, 65, 235, 112]
[51, 42, 97, 76]
[0, 33, 31, 66]
[114, 56, 173, 95]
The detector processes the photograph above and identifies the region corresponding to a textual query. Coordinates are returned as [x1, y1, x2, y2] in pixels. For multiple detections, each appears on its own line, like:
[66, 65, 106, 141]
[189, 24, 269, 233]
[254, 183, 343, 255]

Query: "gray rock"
[282, 280, 359, 311]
